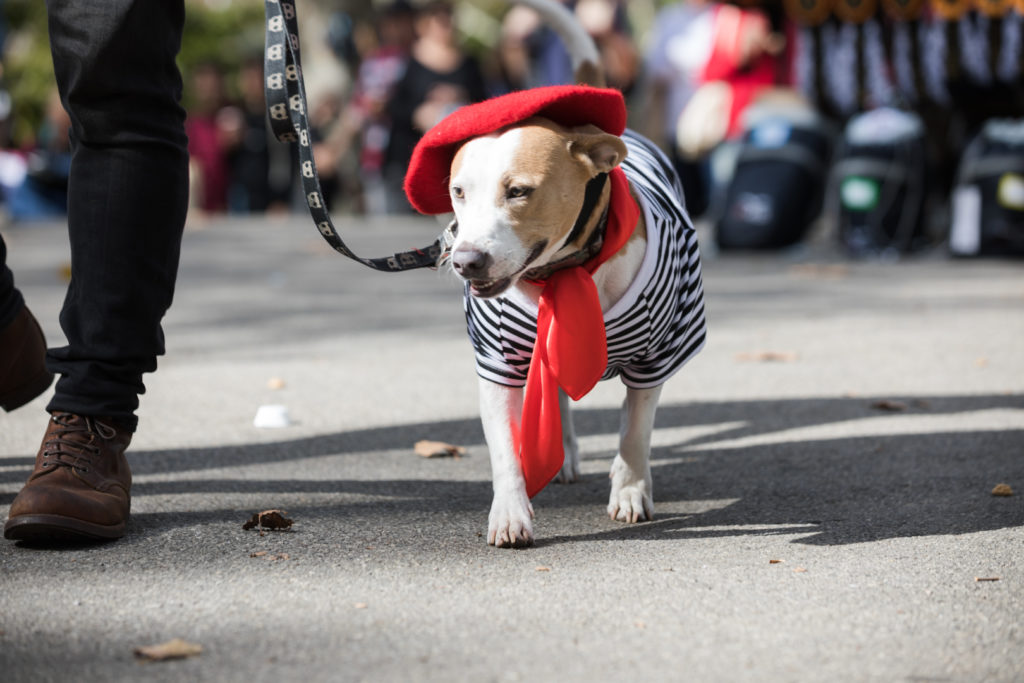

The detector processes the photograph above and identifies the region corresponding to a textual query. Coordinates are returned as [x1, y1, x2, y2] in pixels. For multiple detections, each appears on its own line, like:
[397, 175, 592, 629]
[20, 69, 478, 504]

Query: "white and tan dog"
[404, 0, 706, 547]
[453, 129, 659, 546]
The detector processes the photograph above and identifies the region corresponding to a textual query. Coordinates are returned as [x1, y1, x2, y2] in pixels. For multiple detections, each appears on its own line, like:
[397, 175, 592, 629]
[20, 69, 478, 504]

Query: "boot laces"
[40, 413, 118, 474]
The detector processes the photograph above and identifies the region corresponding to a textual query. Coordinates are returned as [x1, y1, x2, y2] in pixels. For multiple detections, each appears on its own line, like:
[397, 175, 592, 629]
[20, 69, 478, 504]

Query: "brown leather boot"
[0, 306, 54, 412]
[4, 412, 132, 542]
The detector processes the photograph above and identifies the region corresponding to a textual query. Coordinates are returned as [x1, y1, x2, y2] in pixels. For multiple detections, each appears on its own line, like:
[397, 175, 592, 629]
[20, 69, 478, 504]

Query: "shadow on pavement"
[2, 393, 1021, 548]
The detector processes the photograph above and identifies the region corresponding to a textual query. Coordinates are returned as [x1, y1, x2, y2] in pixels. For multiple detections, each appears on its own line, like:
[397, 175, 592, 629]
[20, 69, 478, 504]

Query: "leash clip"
[436, 218, 458, 269]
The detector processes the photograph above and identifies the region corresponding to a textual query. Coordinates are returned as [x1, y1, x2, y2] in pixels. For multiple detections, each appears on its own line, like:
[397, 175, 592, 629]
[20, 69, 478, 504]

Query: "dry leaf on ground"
[414, 440, 466, 458]
[134, 638, 202, 662]
[242, 509, 293, 531]
[735, 351, 798, 363]
[266, 377, 286, 390]
[991, 483, 1014, 497]
[871, 400, 908, 412]
[251, 552, 292, 561]
[788, 264, 850, 280]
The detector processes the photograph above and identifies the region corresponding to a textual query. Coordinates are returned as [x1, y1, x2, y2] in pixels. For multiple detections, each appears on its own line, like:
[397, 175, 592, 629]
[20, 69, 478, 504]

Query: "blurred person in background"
[491, 3, 538, 94]
[313, 0, 416, 215]
[185, 61, 231, 215]
[0, 88, 71, 220]
[383, 0, 487, 213]
[574, 0, 637, 93]
[514, 0, 638, 93]
[644, 0, 784, 217]
[306, 84, 349, 210]
[220, 57, 295, 215]
[644, 0, 718, 217]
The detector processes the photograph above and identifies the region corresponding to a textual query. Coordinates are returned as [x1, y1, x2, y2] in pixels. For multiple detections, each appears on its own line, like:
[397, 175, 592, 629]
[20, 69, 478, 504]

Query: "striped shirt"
[464, 130, 707, 389]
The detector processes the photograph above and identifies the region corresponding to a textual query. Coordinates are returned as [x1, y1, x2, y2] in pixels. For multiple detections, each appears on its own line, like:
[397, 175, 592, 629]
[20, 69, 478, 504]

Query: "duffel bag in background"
[716, 102, 834, 250]
[833, 108, 929, 257]
[949, 119, 1024, 257]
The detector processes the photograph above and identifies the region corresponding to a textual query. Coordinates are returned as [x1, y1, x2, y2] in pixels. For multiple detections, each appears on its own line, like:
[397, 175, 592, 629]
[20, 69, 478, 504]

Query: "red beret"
[403, 85, 627, 215]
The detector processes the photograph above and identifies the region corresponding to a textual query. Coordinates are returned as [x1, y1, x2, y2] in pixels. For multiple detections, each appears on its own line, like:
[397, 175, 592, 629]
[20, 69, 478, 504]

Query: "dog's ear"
[567, 126, 628, 176]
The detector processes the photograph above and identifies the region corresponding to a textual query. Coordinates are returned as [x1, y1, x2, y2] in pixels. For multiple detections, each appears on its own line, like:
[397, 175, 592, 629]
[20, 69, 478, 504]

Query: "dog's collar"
[523, 172, 609, 281]
[523, 208, 607, 281]
[561, 172, 609, 252]
[436, 172, 610, 276]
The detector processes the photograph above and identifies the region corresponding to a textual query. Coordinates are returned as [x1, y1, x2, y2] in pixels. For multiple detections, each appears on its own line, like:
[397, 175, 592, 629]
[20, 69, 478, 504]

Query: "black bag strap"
[263, 0, 451, 272]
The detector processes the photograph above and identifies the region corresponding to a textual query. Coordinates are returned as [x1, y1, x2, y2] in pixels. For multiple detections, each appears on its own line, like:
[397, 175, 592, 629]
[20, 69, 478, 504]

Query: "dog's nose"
[451, 246, 492, 279]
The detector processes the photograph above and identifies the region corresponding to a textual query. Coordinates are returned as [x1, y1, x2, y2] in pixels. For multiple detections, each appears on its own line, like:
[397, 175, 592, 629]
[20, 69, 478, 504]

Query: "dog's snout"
[451, 246, 492, 279]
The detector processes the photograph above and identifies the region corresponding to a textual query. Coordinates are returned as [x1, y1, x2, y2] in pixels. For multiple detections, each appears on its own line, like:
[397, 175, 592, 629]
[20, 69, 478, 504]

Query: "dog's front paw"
[607, 454, 653, 523]
[488, 491, 535, 548]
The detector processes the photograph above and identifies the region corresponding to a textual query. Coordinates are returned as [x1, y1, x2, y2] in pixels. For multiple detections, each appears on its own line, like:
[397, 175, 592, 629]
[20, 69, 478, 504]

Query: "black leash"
[263, 0, 450, 272]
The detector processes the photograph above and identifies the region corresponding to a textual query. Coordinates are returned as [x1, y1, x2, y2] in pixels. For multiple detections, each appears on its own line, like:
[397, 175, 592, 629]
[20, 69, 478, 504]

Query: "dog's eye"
[506, 186, 533, 200]
[451, 185, 464, 199]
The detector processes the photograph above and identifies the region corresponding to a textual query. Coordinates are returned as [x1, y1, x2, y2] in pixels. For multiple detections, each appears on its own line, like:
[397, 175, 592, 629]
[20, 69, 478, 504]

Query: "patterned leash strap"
[263, 0, 452, 272]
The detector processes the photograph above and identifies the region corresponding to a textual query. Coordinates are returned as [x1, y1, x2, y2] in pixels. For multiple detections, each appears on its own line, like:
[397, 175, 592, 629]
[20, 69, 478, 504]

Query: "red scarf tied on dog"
[517, 167, 638, 497]
[404, 86, 638, 499]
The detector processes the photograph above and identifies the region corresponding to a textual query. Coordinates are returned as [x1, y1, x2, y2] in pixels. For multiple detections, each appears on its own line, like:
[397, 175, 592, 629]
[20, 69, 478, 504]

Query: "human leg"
[5, 0, 188, 543]
[43, 0, 189, 432]
[0, 235, 24, 329]
[0, 234, 53, 412]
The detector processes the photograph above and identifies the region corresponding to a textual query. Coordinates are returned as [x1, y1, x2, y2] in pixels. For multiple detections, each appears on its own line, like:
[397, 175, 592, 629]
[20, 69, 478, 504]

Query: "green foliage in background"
[1, 0, 267, 146]
[179, 2, 267, 108]
[2, 0, 52, 146]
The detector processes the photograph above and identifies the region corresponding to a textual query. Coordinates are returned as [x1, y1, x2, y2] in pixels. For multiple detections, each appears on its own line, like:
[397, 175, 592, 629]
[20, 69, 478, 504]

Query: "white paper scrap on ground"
[253, 404, 291, 428]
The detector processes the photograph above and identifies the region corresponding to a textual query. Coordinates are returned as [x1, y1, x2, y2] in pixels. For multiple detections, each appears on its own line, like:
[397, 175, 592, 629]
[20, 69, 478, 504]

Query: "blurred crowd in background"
[0, 0, 1022, 258]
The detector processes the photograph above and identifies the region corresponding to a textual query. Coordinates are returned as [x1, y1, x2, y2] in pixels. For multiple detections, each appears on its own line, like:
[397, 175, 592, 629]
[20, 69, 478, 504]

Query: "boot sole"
[4, 514, 125, 543]
[0, 368, 55, 412]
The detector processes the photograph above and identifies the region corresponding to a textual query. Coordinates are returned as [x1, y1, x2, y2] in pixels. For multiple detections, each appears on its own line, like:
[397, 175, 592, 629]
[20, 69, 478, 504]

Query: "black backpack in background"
[715, 104, 834, 250]
[949, 119, 1024, 257]
[832, 108, 930, 257]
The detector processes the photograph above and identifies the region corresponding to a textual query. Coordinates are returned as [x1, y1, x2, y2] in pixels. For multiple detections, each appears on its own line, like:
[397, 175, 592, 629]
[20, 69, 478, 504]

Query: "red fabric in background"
[699, 4, 777, 137]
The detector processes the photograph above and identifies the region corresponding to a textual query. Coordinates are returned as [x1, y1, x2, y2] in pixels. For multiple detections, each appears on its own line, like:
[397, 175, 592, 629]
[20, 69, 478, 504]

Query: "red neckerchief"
[515, 167, 640, 498]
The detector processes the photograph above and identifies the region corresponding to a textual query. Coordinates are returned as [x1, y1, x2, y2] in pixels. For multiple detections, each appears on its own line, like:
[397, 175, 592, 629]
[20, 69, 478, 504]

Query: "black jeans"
[0, 237, 25, 330]
[0, 1, 189, 431]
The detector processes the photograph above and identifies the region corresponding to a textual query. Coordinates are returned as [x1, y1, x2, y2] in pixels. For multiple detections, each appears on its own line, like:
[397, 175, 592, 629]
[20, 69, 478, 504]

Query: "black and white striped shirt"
[464, 130, 707, 390]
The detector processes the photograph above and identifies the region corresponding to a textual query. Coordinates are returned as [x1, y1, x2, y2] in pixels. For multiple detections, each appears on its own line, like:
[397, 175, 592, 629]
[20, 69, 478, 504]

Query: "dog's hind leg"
[608, 385, 662, 523]
[479, 378, 535, 547]
[554, 389, 581, 484]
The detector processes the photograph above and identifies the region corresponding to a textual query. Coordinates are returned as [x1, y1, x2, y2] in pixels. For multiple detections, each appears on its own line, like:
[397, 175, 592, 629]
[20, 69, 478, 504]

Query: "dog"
[403, 0, 707, 547]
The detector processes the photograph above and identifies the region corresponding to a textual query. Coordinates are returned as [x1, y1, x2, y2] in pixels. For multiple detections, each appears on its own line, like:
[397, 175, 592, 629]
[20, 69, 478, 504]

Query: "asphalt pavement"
[1, 213, 1022, 682]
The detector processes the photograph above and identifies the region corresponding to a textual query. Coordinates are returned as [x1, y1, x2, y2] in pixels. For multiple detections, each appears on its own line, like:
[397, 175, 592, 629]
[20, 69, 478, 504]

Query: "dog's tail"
[510, 0, 605, 87]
